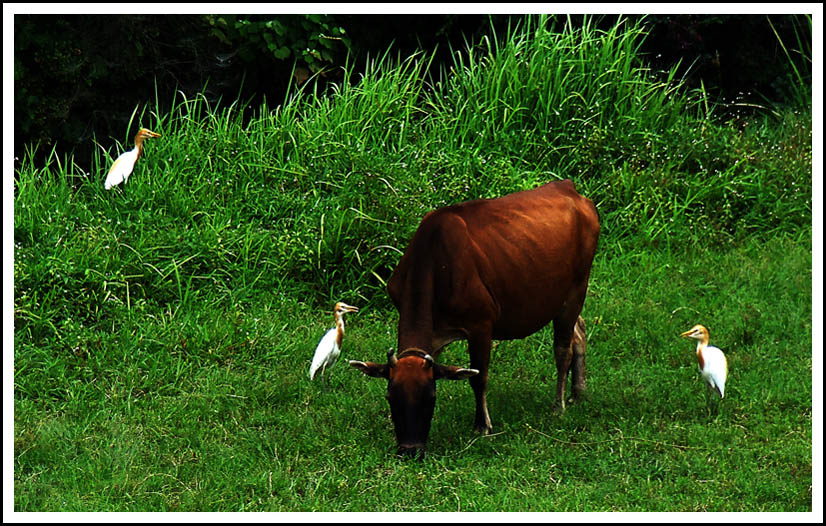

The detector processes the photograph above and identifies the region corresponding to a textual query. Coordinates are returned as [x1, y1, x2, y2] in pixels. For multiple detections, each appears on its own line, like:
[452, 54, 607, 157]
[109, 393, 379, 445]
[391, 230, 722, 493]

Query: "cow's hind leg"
[569, 315, 587, 404]
[552, 284, 589, 412]
[552, 316, 576, 413]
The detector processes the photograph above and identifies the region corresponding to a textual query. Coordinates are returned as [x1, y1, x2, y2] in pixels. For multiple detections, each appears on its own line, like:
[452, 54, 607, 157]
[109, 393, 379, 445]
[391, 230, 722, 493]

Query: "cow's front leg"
[467, 333, 493, 434]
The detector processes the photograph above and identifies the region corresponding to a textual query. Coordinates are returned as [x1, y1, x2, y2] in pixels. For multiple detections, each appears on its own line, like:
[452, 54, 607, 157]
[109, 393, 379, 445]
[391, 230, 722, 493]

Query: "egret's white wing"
[701, 345, 728, 398]
[104, 148, 138, 189]
[309, 328, 338, 380]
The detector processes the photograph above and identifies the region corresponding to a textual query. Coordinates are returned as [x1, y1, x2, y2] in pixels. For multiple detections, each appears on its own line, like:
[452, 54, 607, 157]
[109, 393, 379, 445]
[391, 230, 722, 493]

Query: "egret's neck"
[335, 314, 345, 346]
[695, 340, 706, 369]
[695, 339, 707, 354]
[134, 138, 145, 160]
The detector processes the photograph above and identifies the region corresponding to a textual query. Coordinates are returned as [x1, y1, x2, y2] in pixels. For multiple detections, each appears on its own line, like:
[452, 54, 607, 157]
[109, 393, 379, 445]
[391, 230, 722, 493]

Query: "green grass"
[13, 235, 812, 512]
[13, 15, 813, 512]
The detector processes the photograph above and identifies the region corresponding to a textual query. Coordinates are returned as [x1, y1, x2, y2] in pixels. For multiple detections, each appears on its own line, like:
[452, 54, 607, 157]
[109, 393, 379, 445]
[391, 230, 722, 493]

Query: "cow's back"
[389, 179, 599, 346]
[457, 180, 599, 338]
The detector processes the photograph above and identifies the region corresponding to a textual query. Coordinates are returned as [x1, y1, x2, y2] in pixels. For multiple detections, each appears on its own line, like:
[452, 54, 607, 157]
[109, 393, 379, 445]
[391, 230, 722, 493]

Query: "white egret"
[309, 302, 359, 383]
[104, 127, 161, 190]
[680, 324, 728, 399]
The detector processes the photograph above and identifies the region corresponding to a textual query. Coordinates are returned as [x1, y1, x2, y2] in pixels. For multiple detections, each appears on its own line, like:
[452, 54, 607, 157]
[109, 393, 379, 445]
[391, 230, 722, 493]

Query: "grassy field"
[12, 16, 813, 513]
[13, 234, 813, 512]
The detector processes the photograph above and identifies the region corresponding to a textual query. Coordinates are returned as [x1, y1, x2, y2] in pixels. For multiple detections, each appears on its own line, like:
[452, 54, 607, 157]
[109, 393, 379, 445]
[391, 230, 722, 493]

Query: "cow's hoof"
[474, 424, 492, 435]
[568, 389, 589, 405]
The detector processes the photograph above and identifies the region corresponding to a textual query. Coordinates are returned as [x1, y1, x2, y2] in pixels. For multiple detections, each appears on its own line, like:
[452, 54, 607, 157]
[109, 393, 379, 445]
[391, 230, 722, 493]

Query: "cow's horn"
[424, 354, 434, 369]
[387, 348, 398, 367]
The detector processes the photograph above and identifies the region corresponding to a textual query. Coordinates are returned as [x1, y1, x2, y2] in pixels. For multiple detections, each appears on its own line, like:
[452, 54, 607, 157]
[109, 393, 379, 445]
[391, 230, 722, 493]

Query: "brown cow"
[350, 179, 599, 456]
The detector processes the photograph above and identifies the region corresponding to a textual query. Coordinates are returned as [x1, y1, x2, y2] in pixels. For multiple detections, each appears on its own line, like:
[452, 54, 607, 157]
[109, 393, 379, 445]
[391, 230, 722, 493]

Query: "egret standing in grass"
[104, 127, 161, 190]
[681, 324, 728, 412]
[309, 302, 359, 384]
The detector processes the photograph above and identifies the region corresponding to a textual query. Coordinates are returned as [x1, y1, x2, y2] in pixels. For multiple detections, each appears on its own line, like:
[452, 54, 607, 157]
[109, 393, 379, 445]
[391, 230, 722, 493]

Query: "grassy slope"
[13, 16, 813, 512]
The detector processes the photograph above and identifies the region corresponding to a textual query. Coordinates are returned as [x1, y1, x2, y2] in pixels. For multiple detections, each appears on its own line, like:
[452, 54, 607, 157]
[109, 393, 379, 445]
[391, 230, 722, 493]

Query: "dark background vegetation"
[14, 13, 812, 171]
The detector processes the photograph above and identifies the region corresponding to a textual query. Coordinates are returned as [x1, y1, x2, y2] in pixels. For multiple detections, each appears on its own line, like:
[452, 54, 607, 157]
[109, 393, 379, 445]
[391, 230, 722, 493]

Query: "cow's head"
[349, 348, 478, 457]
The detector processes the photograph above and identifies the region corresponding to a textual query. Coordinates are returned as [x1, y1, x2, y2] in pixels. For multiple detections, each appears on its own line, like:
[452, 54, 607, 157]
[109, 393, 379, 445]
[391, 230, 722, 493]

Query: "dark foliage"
[13, 13, 811, 171]
[643, 14, 813, 108]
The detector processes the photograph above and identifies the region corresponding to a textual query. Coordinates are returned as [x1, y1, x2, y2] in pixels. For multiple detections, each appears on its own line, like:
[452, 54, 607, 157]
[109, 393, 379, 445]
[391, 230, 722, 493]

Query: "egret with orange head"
[310, 302, 359, 384]
[680, 324, 728, 405]
[104, 127, 161, 190]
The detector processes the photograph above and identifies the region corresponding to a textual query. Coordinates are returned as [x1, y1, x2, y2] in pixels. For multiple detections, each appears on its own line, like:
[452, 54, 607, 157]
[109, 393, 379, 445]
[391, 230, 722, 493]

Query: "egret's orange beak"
[340, 304, 359, 313]
[680, 329, 693, 338]
[139, 128, 161, 138]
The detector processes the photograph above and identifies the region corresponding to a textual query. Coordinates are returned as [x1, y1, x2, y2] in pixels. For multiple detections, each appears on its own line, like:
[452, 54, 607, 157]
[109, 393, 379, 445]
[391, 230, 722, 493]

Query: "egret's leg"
[710, 389, 720, 419]
[704, 384, 720, 418]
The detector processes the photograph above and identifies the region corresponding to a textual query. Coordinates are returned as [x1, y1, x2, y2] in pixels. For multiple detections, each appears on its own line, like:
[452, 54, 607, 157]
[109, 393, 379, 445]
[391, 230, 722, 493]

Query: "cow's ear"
[434, 364, 479, 381]
[349, 360, 389, 379]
